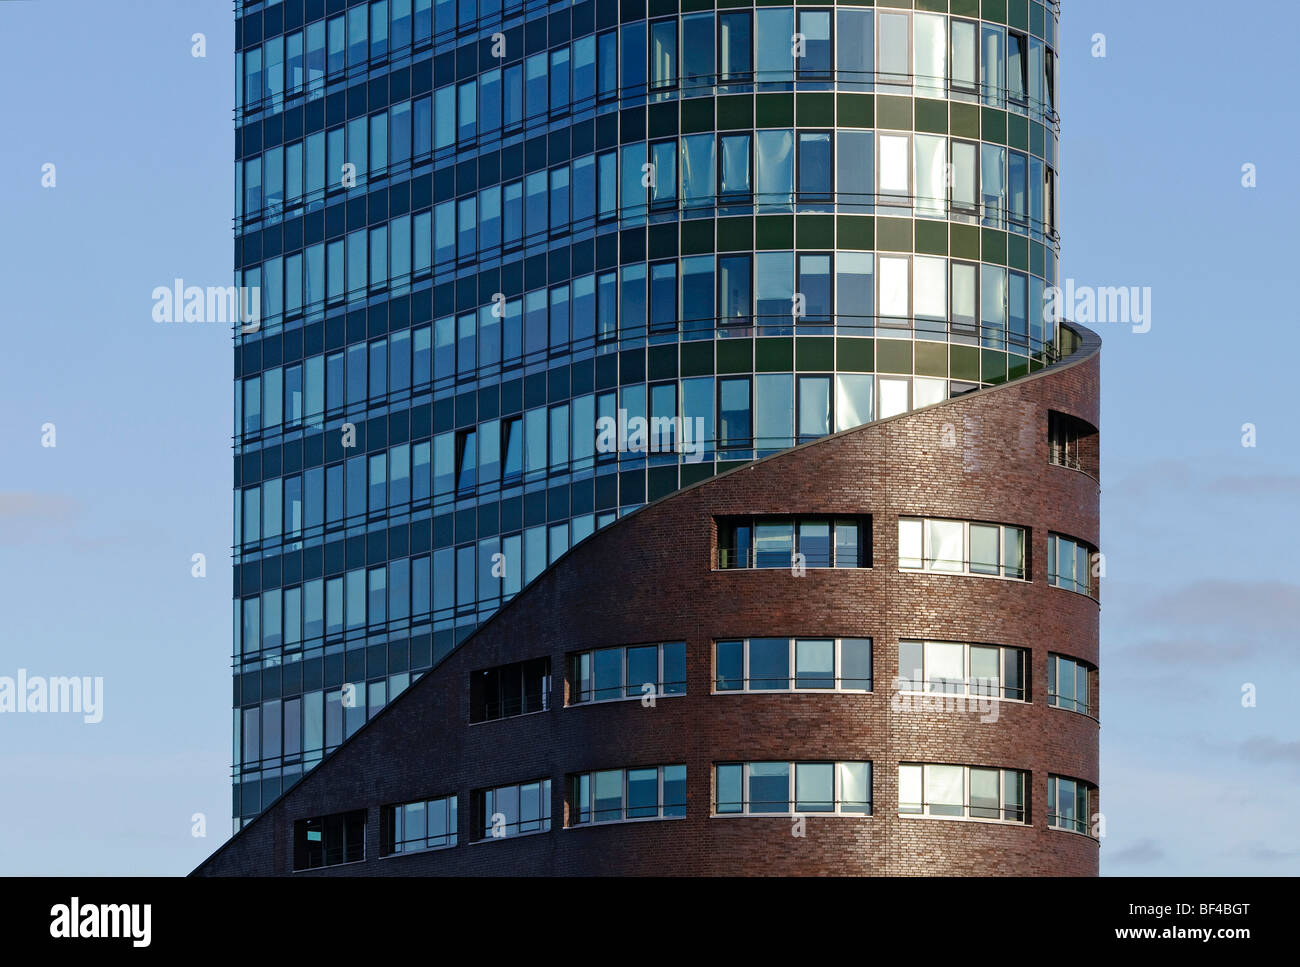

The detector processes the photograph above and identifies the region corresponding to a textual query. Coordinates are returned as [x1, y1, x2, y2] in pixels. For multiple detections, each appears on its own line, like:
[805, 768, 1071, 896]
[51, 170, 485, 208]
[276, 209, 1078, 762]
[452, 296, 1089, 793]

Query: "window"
[898, 641, 1026, 700]
[913, 13, 946, 99]
[951, 140, 978, 216]
[797, 130, 832, 205]
[980, 24, 1004, 106]
[650, 18, 677, 91]
[1048, 533, 1096, 597]
[455, 428, 476, 492]
[469, 657, 551, 723]
[898, 764, 1026, 823]
[836, 8, 872, 91]
[715, 638, 872, 692]
[876, 12, 909, 93]
[1048, 775, 1092, 834]
[381, 795, 457, 855]
[570, 765, 686, 824]
[950, 19, 978, 98]
[713, 376, 753, 457]
[569, 641, 686, 704]
[718, 11, 752, 82]
[1049, 410, 1095, 472]
[1048, 654, 1093, 716]
[796, 9, 832, 79]
[717, 516, 870, 569]
[293, 808, 366, 870]
[898, 517, 1026, 579]
[1007, 31, 1029, 105]
[716, 762, 871, 815]
[473, 779, 551, 840]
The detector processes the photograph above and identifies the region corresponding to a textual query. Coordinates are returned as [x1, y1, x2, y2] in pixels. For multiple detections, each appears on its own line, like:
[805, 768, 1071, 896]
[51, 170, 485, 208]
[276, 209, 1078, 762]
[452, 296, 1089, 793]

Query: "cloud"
[1207, 474, 1300, 496]
[1239, 737, 1300, 767]
[1121, 581, 1300, 637]
[0, 493, 80, 544]
[1123, 637, 1260, 665]
[1108, 838, 1165, 865]
[1242, 842, 1300, 865]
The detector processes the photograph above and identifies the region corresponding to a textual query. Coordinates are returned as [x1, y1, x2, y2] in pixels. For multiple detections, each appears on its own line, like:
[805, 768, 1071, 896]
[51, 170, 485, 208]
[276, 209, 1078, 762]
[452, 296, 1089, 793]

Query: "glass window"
[755, 8, 794, 85]
[797, 10, 831, 78]
[681, 14, 714, 94]
[719, 12, 752, 82]
[720, 133, 751, 197]
[981, 25, 1005, 107]
[748, 638, 789, 691]
[681, 133, 717, 209]
[951, 20, 978, 97]
[797, 131, 832, 204]
[756, 129, 794, 212]
[836, 131, 873, 214]
[748, 762, 791, 813]
[836, 9, 872, 91]
[795, 639, 834, 689]
[913, 14, 946, 98]
[650, 19, 677, 90]
[877, 13, 910, 92]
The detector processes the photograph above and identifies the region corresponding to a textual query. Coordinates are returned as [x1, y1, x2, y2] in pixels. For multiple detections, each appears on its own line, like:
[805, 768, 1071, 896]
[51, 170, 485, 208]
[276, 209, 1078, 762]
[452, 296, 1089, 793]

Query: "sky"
[0, 0, 1296, 876]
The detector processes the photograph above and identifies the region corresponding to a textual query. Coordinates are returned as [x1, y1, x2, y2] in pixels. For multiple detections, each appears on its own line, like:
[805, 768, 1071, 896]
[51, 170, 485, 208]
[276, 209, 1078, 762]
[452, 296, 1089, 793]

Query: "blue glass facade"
[232, 0, 1061, 829]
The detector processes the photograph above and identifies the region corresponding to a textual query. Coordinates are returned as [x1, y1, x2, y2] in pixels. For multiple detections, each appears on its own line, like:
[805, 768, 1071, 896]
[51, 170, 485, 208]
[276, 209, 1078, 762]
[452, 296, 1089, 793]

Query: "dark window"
[455, 428, 476, 491]
[470, 657, 551, 722]
[718, 516, 871, 569]
[293, 808, 366, 870]
[1049, 410, 1096, 472]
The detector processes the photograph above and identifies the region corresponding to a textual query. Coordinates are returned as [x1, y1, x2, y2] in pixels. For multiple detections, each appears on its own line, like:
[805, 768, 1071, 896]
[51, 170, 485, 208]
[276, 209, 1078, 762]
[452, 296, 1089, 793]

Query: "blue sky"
[0, 0, 1296, 875]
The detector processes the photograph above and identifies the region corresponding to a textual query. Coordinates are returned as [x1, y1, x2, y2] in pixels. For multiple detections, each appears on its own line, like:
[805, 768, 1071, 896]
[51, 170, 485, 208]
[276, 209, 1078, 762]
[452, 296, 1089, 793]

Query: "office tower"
[210, 0, 1099, 875]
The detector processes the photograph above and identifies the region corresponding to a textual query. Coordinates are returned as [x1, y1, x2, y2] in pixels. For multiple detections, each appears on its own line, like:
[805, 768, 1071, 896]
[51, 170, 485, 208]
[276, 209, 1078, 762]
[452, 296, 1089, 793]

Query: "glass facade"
[231, 0, 1062, 828]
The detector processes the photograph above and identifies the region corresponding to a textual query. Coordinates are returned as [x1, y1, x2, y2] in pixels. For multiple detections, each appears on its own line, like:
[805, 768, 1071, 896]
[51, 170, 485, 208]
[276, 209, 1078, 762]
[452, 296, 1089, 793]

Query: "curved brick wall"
[196, 327, 1100, 877]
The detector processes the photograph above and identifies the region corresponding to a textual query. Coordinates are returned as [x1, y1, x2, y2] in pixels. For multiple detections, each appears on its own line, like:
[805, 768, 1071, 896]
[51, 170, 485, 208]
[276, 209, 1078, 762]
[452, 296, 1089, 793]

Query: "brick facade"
[195, 330, 1101, 877]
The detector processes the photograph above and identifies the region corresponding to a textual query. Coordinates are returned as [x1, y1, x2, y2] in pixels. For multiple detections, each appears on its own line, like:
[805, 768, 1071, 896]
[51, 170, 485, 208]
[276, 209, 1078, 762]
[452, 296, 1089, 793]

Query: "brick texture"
[194, 335, 1101, 877]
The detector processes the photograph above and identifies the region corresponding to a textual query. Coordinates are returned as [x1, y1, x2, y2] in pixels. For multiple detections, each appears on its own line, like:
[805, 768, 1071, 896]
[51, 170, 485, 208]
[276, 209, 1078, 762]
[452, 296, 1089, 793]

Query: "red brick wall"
[195, 344, 1101, 877]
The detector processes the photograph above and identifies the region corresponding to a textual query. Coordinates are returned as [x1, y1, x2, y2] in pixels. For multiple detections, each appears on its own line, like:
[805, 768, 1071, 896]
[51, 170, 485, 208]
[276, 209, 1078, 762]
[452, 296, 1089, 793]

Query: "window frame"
[897, 763, 1027, 824]
[714, 761, 873, 816]
[568, 764, 687, 826]
[898, 516, 1028, 580]
[897, 639, 1028, 702]
[713, 637, 873, 693]
[567, 641, 688, 705]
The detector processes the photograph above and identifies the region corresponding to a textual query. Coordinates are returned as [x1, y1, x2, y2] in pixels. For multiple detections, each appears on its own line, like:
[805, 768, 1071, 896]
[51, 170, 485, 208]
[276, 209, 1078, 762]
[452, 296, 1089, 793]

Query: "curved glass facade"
[231, 0, 1062, 828]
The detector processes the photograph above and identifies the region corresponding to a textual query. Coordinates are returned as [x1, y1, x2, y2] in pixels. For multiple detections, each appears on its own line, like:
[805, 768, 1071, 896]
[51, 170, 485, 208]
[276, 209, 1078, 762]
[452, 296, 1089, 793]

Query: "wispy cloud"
[1108, 838, 1165, 865]
[1239, 737, 1300, 767]
[0, 493, 80, 545]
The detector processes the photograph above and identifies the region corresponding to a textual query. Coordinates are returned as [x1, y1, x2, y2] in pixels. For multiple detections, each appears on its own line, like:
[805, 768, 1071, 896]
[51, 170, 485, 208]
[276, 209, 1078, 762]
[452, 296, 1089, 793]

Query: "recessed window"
[381, 795, 457, 856]
[715, 638, 872, 692]
[898, 764, 1026, 823]
[1047, 533, 1096, 597]
[718, 516, 870, 569]
[569, 641, 686, 704]
[469, 657, 551, 723]
[715, 762, 871, 815]
[293, 808, 366, 870]
[1048, 775, 1093, 834]
[1048, 410, 1096, 473]
[472, 779, 551, 841]
[1048, 654, 1093, 716]
[898, 517, 1027, 579]
[898, 640, 1026, 700]
[569, 765, 686, 825]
